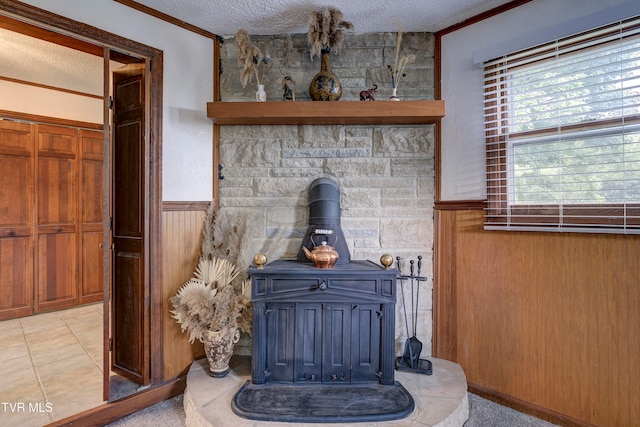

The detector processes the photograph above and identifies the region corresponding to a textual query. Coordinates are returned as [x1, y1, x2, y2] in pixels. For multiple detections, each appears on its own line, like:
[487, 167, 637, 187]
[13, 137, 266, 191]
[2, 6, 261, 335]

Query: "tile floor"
[0, 303, 136, 427]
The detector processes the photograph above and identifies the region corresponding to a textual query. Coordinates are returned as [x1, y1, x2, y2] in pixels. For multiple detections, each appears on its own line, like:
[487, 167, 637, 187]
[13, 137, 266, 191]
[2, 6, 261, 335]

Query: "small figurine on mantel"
[359, 83, 377, 101]
[282, 76, 296, 101]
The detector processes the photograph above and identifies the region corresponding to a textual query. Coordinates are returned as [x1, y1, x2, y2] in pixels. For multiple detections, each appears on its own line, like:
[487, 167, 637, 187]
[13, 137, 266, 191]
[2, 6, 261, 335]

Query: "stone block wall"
[220, 33, 434, 102]
[219, 32, 435, 356]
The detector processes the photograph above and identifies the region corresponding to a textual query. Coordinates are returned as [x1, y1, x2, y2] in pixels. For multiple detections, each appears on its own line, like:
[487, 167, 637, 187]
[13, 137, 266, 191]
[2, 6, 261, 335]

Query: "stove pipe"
[297, 177, 351, 265]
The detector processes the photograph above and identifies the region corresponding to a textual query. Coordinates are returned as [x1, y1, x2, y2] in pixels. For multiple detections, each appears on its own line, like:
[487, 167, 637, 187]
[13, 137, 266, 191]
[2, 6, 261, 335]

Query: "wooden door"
[111, 64, 149, 386]
[79, 129, 104, 304]
[35, 124, 78, 313]
[0, 121, 34, 320]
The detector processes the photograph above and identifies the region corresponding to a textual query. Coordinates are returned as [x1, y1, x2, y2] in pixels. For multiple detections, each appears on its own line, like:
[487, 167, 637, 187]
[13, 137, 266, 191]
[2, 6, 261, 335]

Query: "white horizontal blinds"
[484, 16, 640, 234]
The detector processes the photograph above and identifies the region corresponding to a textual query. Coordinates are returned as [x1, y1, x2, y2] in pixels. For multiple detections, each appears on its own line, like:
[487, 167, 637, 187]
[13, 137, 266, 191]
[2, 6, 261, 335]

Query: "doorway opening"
[0, 3, 163, 417]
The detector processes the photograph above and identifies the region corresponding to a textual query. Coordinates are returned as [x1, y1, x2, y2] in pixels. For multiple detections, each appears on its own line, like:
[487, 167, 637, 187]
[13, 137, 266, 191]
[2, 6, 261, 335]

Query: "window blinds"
[483, 16, 640, 234]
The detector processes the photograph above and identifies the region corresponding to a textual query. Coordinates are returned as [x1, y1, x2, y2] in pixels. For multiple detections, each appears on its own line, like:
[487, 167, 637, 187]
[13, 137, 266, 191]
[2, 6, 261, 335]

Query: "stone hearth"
[184, 356, 469, 426]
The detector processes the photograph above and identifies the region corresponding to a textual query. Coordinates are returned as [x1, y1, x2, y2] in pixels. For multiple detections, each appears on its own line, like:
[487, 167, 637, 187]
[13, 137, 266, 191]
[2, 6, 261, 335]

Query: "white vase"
[256, 84, 266, 102]
[389, 87, 400, 101]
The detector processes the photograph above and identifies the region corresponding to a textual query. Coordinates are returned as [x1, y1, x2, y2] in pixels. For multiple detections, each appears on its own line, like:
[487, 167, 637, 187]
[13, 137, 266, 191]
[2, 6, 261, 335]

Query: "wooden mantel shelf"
[206, 100, 445, 125]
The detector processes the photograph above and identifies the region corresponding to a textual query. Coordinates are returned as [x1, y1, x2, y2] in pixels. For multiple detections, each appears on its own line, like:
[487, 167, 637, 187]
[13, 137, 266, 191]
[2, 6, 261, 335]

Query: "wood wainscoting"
[434, 204, 639, 426]
[161, 202, 208, 379]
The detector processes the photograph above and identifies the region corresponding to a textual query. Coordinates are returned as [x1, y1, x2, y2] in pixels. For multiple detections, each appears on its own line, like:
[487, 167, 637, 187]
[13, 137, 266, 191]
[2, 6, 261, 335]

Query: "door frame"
[0, 0, 164, 390]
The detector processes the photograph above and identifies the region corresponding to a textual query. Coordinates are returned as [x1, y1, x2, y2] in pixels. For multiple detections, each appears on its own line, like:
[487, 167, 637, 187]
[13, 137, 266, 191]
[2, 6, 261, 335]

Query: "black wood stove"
[231, 178, 414, 423]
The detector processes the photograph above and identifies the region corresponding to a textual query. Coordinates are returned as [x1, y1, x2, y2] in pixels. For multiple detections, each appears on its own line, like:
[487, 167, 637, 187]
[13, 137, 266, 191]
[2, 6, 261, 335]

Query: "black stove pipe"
[297, 177, 351, 265]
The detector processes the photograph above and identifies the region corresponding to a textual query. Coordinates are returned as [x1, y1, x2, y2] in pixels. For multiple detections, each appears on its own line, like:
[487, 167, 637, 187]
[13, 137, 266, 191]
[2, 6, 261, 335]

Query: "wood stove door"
[351, 304, 382, 382]
[294, 303, 322, 382]
[266, 303, 295, 382]
[322, 303, 352, 383]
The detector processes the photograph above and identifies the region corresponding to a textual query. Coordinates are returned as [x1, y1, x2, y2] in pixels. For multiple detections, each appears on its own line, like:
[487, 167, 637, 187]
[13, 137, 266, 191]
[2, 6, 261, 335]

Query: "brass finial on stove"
[253, 253, 267, 269]
[380, 254, 393, 269]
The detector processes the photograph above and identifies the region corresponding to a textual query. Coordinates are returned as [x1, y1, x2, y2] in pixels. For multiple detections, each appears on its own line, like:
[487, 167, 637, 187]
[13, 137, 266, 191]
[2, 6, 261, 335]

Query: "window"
[484, 17, 640, 233]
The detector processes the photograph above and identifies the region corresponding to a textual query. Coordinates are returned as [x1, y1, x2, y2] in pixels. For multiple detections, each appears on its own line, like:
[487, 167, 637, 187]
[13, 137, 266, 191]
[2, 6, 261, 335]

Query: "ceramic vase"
[389, 87, 400, 101]
[309, 49, 342, 101]
[202, 327, 240, 377]
[256, 84, 266, 102]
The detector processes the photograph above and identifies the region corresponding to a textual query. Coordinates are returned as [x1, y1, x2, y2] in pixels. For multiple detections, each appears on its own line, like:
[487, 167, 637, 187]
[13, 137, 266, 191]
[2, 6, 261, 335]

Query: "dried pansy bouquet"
[307, 7, 353, 59]
[234, 29, 271, 88]
[170, 203, 252, 345]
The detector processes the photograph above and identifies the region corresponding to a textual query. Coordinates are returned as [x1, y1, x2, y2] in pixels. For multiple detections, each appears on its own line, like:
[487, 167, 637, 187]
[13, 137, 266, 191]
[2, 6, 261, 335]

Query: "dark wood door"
[0, 121, 34, 320]
[79, 129, 104, 304]
[111, 64, 149, 386]
[35, 124, 78, 313]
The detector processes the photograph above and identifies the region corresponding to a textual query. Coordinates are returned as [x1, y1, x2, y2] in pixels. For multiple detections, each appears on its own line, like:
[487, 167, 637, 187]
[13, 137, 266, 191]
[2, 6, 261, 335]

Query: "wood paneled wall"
[434, 208, 639, 426]
[161, 206, 207, 379]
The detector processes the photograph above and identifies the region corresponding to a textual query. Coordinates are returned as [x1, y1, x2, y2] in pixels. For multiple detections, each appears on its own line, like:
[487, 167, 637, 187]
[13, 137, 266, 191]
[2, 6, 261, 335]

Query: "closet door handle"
[54, 226, 63, 232]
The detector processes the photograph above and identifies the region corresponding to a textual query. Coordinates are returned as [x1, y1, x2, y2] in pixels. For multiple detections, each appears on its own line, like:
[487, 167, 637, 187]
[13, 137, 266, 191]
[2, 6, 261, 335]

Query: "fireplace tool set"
[395, 255, 433, 375]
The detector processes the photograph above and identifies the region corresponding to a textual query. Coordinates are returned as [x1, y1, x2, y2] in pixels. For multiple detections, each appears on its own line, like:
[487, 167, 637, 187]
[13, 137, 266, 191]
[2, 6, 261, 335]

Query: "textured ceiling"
[0, 0, 514, 93]
[134, 0, 514, 36]
[0, 28, 104, 95]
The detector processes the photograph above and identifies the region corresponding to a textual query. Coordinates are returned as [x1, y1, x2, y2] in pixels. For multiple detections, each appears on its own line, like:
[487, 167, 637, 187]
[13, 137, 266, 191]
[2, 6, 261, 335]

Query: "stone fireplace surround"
[181, 30, 470, 427]
[219, 32, 436, 357]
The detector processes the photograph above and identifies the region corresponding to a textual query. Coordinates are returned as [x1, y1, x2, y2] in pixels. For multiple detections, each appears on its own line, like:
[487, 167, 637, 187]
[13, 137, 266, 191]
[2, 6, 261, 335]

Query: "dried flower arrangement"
[170, 203, 252, 344]
[307, 7, 353, 59]
[204, 204, 254, 274]
[387, 19, 416, 91]
[234, 29, 271, 87]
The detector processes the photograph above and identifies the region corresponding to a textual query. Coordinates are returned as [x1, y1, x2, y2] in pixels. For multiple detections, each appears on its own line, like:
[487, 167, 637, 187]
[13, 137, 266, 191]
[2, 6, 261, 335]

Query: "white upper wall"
[17, 0, 215, 201]
[0, 79, 102, 122]
[440, 0, 640, 200]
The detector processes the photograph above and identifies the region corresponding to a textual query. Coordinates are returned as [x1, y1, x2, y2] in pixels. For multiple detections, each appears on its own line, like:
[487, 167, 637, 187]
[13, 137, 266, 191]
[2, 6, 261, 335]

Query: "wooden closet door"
[35, 124, 78, 313]
[79, 129, 104, 304]
[111, 64, 149, 385]
[0, 121, 34, 320]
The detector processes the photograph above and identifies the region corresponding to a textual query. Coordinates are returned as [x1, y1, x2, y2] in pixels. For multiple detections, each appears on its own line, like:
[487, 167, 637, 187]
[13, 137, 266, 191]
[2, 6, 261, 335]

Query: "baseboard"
[468, 383, 596, 427]
[46, 376, 187, 427]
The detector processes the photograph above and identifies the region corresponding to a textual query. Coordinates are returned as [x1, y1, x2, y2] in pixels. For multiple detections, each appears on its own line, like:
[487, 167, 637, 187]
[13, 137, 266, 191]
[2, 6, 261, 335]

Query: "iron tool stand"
[395, 256, 433, 375]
